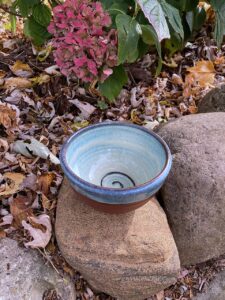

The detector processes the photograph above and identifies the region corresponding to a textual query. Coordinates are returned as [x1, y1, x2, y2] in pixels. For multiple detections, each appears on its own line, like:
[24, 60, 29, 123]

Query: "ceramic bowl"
[60, 122, 172, 213]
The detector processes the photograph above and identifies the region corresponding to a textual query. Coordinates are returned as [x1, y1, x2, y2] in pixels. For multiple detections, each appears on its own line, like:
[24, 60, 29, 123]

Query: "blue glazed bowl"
[60, 122, 172, 213]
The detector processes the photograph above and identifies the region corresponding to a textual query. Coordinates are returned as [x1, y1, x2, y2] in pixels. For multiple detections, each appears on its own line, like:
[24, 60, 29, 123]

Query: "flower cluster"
[48, 0, 118, 83]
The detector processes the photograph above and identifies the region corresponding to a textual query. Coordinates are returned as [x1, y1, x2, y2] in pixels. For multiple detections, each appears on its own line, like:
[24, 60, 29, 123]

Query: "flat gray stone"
[194, 271, 225, 300]
[56, 179, 180, 300]
[0, 238, 76, 300]
[158, 112, 225, 266]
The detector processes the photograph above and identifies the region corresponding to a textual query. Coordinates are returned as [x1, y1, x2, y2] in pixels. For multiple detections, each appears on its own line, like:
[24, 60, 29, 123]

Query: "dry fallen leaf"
[0, 70, 6, 79]
[0, 138, 9, 153]
[38, 173, 55, 195]
[187, 60, 215, 86]
[0, 230, 6, 239]
[0, 214, 13, 226]
[184, 60, 216, 97]
[3, 77, 32, 89]
[30, 74, 50, 85]
[3, 39, 17, 50]
[44, 65, 61, 76]
[10, 196, 34, 227]
[0, 102, 18, 130]
[12, 138, 60, 165]
[10, 60, 33, 78]
[0, 172, 25, 196]
[69, 99, 96, 119]
[22, 214, 52, 248]
[41, 194, 51, 210]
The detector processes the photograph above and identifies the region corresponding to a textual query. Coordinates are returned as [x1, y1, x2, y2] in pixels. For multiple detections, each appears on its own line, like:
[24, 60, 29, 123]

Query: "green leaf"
[99, 65, 128, 102]
[210, 0, 225, 47]
[164, 29, 183, 55]
[116, 14, 140, 64]
[100, 0, 133, 11]
[160, 0, 184, 39]
[97, 100, 108, 110]
[165, 0, 198, 12]
[48, 0, 59, 8]
[24, 17, 51, 46]
[141, 24, 162, 75]
[15, 0, 39, 17]
[10, 15, 16, 33]
[186, 7, 206, 33]
[32, 3, 52, 27]
[136, 0, 170, 41]
[100, 0, 129, 28]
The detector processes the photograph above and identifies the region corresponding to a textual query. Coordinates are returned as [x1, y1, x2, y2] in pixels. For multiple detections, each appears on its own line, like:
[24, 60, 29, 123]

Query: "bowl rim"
[60, 121, 172, 192]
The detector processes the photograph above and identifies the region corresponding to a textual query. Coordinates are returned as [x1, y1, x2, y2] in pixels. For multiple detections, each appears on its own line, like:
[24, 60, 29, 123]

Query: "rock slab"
[158, 112, 225, 266]
[0, 238, 76, 300]
[198, 85, 225, 113]
[56, 179, 180, 300]
[194, 270, 225, 300]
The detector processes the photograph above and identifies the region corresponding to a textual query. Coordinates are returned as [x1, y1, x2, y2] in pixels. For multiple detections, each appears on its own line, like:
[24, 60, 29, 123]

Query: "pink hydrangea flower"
[48, 0, 118, 83]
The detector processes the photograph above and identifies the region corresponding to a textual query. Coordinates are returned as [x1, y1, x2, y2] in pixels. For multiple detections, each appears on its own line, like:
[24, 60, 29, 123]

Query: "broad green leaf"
[186, 7, 206, 33]
[24, 17, 51, 46]
[32, 3, 52, 27]
[15, 0, 39, 17]
[136, 0, 170, 41]
[99, 65, 128, 102]
[141, 24, 162, 74]
[100, 0, 133, 11]
[160, 0, 184, 39]
[165, 0, 198, 12]
[137, 38, 150, 58]
[210, 0, 225, 47]
[116, 14, 140, 64]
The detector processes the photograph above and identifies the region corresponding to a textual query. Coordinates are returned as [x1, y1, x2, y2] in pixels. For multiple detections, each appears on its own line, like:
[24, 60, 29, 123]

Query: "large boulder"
[198, 85, 225, 113]
[157, 112, 225, 266]
[193, 270, 225, 300]
[56, 179, 180, 300]
[0, 238, 76, 300]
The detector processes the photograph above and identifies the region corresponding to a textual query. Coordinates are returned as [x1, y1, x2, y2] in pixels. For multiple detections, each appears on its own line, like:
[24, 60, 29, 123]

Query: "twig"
[37, 248, 61, 276]
[0, 5, 22, 17]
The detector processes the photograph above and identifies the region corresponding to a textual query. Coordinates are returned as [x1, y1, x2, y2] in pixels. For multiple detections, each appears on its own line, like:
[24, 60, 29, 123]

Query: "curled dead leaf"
[10, 60, 33, 78]
[0, 138, 9, 153]
[10, 196, 34, 227]
[3, 77, 32, 89]
[12, 138, 60, 165]
[41, 194, 51, 210]
[69, 99, 96, 119]
[0, 102, 19, 131]
[0, 70, 6, 79]
[22, 214, 52, 248]
[0, 172, 25, 196]
[30, 74, 50, 85]
[44, 65, 61, 76]
[0, 230, 6, 239]
[38, 172, 55, 196]
[184, 60, 215, 97]
[0, 214, 13, 226]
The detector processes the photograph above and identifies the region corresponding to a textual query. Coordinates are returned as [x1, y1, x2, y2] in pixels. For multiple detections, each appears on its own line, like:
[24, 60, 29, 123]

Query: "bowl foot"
[75, 191, 152, 214]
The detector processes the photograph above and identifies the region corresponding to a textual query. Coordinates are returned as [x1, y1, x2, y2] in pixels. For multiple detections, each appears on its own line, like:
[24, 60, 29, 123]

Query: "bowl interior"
[65, 124, 167, 189]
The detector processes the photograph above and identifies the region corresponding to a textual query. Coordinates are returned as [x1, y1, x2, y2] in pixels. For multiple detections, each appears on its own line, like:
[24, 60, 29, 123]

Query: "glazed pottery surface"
[60, 122, 172, 206]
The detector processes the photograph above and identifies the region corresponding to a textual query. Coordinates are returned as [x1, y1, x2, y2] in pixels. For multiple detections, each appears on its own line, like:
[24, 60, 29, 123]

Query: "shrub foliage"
[1, 0, 225, 101]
